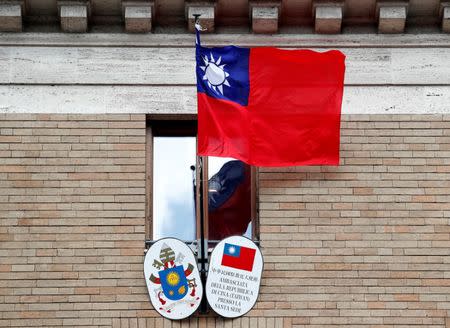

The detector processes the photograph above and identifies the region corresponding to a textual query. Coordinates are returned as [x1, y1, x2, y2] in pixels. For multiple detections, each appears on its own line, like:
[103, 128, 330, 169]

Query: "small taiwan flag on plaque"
[221, 243, 256, 272]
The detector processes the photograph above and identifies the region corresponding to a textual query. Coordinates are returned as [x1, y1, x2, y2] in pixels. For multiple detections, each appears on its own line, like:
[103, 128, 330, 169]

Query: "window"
[153, 136, 196, 240]
[146, 118, 258, 246]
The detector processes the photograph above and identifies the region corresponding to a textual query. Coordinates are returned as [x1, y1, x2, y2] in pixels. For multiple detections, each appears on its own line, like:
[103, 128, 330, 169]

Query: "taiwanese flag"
[196, 39, 346, 166]
[221, 243, 256, 272]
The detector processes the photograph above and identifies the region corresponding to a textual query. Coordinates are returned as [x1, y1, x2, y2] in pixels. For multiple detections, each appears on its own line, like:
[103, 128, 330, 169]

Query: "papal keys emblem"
[144, 238, 203, 320]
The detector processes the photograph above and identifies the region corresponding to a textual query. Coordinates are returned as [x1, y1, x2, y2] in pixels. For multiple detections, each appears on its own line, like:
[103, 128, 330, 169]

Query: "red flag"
[221, 243, 256, 272]
[196, 45, 345, 166]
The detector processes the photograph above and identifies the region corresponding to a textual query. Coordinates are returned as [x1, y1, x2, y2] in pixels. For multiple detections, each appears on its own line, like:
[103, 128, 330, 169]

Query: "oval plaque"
[205, 236, 263, 318]
[144, 238, 203, 320]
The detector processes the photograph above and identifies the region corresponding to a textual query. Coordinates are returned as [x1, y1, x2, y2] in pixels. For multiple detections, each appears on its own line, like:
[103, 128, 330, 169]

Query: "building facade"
[1, 0, 450, 327]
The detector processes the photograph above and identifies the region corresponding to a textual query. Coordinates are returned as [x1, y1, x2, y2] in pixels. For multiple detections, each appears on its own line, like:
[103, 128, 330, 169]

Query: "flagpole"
[194, 14, 202, 46]
[198, 157, 209, 314]
[194, 14, 209, 314]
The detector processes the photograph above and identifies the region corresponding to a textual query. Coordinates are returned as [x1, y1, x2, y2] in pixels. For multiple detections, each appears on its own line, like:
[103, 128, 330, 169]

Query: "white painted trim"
[1, 85, 449, 114]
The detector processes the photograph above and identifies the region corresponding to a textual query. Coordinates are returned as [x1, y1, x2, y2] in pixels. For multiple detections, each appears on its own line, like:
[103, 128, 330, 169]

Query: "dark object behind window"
[208, 160, 251, 240]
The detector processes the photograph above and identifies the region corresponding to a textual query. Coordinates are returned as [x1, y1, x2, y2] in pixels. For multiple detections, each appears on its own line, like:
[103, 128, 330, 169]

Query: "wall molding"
[0, 33, 449, 115]
[0, 46, 449, 86]
[0, 32, 450, 48]
[1, 85, 449, 114]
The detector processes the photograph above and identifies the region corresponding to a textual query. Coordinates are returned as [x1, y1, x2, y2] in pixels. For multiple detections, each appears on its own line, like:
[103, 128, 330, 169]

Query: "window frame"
[145, 116, 259, 245]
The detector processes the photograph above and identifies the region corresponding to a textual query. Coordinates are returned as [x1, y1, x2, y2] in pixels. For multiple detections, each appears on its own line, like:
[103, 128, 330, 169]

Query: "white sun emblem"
[200, 53, 231, 95]
[228, 246, 235, 254]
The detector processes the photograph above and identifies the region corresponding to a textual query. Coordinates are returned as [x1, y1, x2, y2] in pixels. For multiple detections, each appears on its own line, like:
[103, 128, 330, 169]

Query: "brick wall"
[1, 114, 450, 327]
[0, 114, 148, 327]
[259, 114, 450, 327]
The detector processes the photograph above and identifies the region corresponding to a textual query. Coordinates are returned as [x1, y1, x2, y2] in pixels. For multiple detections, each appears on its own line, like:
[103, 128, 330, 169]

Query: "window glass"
[207, 157, 252, 241]
[153, 137, 196, 240]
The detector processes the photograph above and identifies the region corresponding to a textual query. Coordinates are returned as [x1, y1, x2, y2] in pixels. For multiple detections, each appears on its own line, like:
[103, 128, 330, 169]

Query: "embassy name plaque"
[206, 236, 263, 318]
[144, 238, 203, 320]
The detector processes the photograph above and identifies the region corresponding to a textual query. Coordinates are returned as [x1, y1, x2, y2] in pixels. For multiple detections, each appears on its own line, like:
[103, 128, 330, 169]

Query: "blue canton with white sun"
[196, 45, 250, 106]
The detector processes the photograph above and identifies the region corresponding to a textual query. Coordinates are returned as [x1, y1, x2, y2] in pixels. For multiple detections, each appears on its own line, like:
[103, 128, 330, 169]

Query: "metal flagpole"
[194, 14, 203, 45]
[194, 15, 209, 313]
[198, 157, 208, 314]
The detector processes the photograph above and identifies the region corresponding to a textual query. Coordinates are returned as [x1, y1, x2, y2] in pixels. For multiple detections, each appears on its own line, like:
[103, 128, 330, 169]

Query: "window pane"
[153, 137, 196, 240]
[208, 157, 252, 240]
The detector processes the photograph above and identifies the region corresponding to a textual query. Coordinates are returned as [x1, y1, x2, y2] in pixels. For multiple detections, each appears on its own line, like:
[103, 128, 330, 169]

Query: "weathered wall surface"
[1, 114, 449, 327]
[1, 34, 450, 115]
